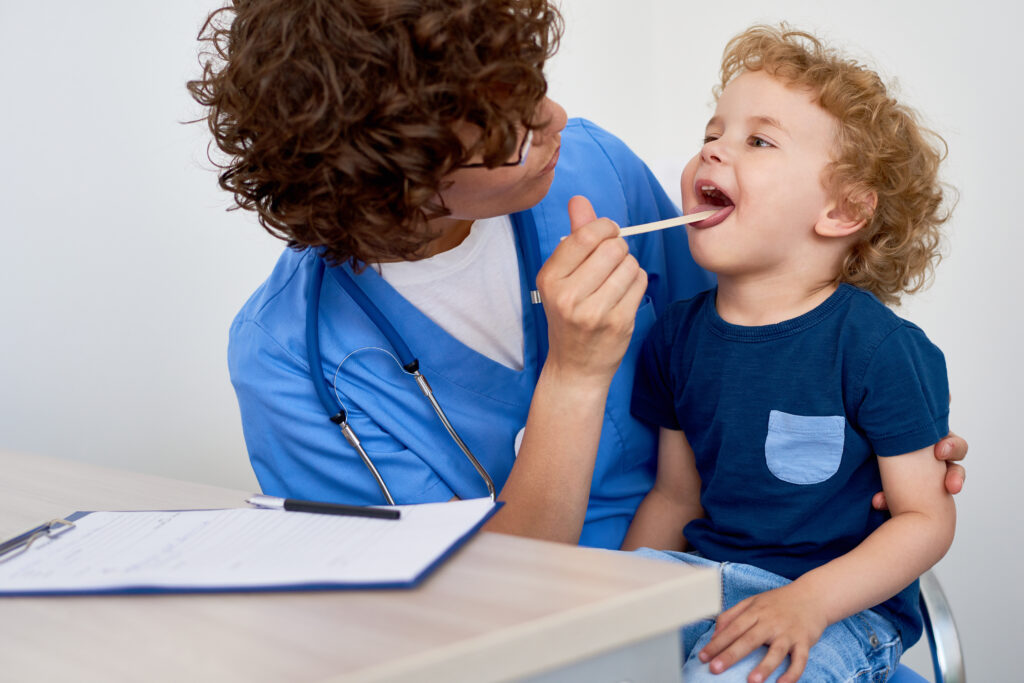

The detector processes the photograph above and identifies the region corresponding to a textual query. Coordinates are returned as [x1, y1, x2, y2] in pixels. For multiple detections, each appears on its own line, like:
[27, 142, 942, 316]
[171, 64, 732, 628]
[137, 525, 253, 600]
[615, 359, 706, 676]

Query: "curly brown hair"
[187, 0, 562, 267]
[718, 24, 952, 305]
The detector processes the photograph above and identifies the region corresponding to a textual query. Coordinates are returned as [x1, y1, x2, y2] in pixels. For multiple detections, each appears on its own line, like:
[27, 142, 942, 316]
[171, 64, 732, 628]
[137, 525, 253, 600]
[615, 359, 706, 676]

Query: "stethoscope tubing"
[307, 254, 507, 504]
[411, 371, 496, 501]
[304, 213, 543, 505]
[306, 257, 397, 504]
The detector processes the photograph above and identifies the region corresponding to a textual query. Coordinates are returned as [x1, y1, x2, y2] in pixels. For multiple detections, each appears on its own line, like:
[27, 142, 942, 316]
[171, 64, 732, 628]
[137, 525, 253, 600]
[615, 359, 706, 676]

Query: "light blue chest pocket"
[764, 410, 846, 485]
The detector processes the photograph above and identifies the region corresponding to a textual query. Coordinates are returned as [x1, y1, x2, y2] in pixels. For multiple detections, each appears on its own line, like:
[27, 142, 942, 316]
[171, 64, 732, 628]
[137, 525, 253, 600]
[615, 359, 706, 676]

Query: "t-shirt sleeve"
[630, 309, 683, 430]
[856, 323, 950, 457]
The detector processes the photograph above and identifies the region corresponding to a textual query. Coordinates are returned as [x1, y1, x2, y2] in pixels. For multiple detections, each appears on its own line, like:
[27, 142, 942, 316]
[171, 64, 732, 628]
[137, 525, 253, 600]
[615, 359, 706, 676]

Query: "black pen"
[245, 494, 400, 520]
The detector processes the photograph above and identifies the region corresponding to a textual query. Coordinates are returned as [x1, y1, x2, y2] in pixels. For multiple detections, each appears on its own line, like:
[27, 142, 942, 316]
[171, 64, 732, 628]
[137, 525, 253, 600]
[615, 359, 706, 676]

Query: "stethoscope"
[305, 211, 547, 505]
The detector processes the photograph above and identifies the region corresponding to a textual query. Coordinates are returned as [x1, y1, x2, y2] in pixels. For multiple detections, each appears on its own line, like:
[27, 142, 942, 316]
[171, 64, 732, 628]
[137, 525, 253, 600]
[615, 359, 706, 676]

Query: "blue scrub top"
[228, 119, 713, 549]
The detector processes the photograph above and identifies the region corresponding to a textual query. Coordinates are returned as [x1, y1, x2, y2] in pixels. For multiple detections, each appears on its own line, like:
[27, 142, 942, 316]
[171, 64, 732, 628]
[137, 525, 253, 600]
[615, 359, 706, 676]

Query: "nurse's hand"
[536, 195, 647, 385]
[495, 195, 644, 544]
[872, 431, 968, 511]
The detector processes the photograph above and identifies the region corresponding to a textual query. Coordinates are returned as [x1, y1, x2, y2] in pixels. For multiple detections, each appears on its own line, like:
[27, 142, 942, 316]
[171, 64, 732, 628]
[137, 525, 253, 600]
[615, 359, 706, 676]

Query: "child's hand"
[699, 582, 828, 683]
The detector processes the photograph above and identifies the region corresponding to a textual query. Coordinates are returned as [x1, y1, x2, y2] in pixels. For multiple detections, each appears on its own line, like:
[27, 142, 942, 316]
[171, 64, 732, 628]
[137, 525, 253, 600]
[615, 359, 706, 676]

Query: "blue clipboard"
[0, 500, 502, 596]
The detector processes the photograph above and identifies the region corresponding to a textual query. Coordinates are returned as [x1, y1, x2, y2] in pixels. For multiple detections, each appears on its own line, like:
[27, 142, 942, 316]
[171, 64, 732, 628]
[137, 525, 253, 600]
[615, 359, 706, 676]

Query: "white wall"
[0, 1, 271, 490]
[0, 1, 1018, 680]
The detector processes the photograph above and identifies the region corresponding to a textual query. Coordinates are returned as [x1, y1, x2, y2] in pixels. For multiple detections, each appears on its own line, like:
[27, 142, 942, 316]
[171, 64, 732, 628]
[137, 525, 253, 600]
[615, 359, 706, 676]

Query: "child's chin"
[685, 239, 722, 272]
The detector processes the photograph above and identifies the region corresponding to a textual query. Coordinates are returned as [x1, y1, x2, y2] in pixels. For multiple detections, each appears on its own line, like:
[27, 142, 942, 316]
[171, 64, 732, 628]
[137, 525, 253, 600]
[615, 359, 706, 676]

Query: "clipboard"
[0, 498, 500, 596]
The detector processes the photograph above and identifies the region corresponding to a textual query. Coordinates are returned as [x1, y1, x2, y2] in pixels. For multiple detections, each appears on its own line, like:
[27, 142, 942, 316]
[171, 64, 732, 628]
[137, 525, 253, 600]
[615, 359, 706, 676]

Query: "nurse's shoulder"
[229, 247, 321, 367]
[542, 118, 665, 229]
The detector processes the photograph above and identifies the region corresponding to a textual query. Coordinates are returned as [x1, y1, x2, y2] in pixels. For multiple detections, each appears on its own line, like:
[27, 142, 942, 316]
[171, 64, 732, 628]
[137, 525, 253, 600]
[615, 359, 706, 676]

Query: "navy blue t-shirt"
[631, 284, 949, 646]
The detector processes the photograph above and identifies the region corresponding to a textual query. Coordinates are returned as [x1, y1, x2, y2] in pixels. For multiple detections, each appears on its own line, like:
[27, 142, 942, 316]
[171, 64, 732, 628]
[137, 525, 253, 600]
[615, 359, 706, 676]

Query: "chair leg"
[919, 570, 966, 683]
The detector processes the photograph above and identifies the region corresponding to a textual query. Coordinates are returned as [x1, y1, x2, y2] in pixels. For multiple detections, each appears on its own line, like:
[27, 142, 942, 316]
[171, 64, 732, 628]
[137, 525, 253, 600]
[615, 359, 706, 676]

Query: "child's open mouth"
[691, 181, 735, 228]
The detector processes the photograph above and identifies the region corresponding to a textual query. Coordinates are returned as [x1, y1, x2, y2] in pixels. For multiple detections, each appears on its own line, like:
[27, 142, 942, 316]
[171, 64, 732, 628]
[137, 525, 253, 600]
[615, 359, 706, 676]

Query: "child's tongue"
[692, 201, 725, 214]
[689, 204, 735, 229]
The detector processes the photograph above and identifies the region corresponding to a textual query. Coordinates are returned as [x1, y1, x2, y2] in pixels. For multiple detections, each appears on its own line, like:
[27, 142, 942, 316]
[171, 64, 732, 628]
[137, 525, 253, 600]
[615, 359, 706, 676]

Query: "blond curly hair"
[717, 24, 951, 304]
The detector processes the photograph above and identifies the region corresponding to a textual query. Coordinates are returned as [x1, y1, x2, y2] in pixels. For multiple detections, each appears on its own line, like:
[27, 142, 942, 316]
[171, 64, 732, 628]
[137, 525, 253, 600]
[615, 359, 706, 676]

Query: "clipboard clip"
[0, 518, 75, 563]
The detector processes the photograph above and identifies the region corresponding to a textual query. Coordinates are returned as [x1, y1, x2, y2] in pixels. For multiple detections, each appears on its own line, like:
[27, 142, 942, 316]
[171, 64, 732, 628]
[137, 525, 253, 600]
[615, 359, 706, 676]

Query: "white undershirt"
[376, 215, 525, 371]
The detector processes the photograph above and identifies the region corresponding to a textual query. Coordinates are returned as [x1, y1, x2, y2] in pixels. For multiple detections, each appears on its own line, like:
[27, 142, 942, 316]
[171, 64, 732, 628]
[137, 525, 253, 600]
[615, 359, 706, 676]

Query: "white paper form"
[0, 498, 496, 594]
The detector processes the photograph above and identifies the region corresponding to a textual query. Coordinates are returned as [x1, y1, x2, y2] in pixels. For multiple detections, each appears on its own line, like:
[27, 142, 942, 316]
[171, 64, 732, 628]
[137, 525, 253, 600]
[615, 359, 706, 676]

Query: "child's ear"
[815, 191, 877, 238]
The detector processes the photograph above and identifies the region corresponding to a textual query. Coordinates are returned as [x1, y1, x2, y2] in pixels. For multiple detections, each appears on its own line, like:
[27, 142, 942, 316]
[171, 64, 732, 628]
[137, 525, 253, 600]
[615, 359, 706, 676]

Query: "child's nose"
[701, 139, 725, 164]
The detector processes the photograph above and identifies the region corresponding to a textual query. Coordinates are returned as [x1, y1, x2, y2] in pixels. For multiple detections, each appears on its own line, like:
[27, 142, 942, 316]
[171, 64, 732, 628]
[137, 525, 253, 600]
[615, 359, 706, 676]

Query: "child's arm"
[621, 427, 704, 551]
[699, 445, 956, 683]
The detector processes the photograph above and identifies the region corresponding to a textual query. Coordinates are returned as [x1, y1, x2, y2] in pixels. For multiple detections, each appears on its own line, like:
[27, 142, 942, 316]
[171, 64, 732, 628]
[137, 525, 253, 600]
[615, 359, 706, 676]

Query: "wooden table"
[0, 450, 719, 682]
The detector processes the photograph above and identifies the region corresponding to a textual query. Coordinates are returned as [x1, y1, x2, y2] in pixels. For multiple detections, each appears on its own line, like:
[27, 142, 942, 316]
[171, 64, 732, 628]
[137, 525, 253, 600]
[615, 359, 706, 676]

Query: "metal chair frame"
[919, 570, 966, 683]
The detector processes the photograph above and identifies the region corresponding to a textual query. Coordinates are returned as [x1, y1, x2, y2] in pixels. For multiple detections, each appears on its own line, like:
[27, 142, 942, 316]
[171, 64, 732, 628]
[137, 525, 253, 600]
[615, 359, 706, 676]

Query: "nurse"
[188, 0, 966, 549]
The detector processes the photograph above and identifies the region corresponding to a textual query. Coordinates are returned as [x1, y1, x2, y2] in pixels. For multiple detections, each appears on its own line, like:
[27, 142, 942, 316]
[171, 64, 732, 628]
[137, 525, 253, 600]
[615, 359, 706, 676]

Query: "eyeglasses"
[458, 129, 532, 168]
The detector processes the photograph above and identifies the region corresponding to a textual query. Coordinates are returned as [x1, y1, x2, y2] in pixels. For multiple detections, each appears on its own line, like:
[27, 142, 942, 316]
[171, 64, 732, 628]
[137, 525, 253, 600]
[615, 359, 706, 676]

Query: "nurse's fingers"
[591, 249, 647, 321]
[542, 254, 647, 381]
[558, 252, 647, 352]
[543, 197, 623, 283]
[604, 261, 648, 333]
[567, 195, 598, 233]
[560, 235, 637, 304]
[537, 195, 645, 360]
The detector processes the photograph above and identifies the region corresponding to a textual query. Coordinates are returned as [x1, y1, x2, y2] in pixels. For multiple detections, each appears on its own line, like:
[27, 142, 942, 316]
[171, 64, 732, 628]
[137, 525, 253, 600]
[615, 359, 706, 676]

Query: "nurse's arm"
[483, 196, 647, 543]
[485, 369, 618, 542]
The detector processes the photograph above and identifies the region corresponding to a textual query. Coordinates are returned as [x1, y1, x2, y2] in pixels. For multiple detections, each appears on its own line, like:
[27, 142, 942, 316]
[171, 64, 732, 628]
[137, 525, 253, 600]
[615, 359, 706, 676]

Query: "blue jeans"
[633, 549, 903, 682]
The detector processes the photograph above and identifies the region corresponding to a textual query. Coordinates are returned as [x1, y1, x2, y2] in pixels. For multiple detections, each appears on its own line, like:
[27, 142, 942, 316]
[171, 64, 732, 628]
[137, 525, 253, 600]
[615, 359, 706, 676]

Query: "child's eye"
[703, 135, 719, 144]
[748, 136, 773, 148]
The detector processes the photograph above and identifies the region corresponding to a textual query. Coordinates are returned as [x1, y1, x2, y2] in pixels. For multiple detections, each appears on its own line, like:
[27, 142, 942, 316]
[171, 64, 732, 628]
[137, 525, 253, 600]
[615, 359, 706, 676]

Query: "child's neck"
[714, 274, 839, 327]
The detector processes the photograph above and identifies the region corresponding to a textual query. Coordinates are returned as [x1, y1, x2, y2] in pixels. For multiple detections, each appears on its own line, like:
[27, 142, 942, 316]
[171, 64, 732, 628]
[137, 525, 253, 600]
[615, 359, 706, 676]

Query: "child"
[623, 25, 956, 683]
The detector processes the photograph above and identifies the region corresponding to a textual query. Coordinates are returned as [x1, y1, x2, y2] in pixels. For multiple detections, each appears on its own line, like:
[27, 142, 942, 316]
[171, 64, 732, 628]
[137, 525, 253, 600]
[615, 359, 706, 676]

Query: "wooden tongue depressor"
[618, 210, 717, 237]
[559, 209, 718, 242]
